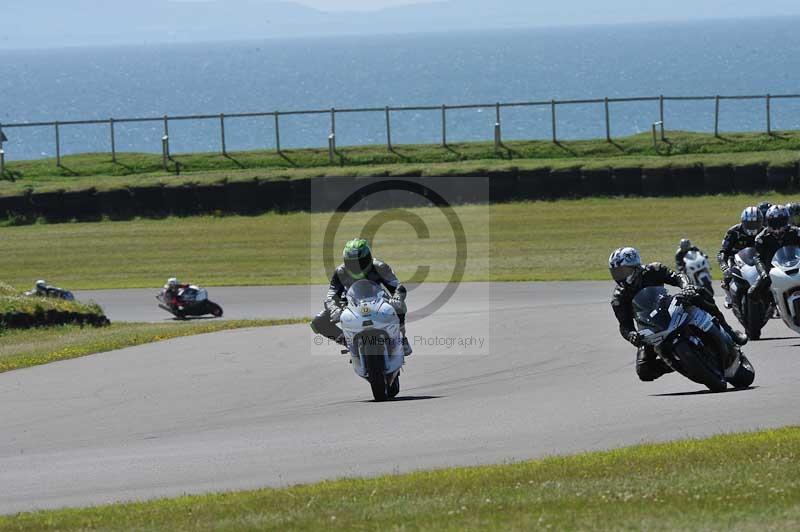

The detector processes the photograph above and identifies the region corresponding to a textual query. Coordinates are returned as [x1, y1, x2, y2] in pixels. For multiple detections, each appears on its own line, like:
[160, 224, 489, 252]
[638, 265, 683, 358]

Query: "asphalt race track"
[2, 282, 799, 514]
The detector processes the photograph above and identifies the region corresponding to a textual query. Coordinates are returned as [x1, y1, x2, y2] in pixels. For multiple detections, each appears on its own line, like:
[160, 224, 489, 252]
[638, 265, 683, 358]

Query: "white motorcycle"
[340, 280, 405, 401]
[769, 246, 800, 335]
[683, 250, 714, 297]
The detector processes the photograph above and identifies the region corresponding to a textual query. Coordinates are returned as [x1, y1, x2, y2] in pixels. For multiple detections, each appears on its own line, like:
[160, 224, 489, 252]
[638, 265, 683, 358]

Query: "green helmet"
[343, 238, 373, 279]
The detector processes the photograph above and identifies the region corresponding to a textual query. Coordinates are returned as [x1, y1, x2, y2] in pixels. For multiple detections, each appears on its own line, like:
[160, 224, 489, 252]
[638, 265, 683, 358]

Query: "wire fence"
[1, 92, 799, 173]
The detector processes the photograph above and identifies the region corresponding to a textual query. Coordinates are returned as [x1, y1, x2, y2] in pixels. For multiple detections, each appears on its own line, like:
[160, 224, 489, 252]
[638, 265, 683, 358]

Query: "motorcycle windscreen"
[772, 246, 800, 270]
[632, 286, 673, 332]
[735, 247, 758, 267]
[346, 279, 385, 306]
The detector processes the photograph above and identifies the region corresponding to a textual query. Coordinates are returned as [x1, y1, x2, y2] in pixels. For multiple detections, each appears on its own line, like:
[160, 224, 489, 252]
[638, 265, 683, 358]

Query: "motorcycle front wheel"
[672, 339, 727, 393]
[729, 354, 756, 389]
[363, 343, 389, 402]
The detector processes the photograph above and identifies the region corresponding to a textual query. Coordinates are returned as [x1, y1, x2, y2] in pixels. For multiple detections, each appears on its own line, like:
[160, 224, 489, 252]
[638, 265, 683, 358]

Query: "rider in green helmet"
[311, 238, 411, 356]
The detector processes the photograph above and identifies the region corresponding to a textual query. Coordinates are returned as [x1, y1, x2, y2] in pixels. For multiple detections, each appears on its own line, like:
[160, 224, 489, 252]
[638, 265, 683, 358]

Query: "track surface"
[2, 282, 800, 514]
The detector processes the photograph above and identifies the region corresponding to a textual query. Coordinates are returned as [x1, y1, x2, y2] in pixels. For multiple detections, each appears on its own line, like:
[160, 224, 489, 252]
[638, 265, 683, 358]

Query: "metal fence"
[1, 92, 799, 174]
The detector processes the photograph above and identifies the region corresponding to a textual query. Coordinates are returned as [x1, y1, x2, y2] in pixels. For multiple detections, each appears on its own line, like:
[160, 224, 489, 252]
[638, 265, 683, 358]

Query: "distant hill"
[4, 0, 800, 49]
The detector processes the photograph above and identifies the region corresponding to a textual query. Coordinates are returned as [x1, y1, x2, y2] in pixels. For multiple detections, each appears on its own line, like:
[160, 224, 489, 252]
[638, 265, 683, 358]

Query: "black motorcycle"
[157, 285, 223, 319]
[726, 247, 773, 341]
[633, 286, 755, 392]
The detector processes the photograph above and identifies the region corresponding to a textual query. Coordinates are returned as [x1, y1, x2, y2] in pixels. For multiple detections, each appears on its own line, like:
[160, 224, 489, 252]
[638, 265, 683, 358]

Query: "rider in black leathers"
[718, 206, 763, 307]
[610, 249, 747, 382]
[751, 206, 800, 295]
[311, 238, 411, 356]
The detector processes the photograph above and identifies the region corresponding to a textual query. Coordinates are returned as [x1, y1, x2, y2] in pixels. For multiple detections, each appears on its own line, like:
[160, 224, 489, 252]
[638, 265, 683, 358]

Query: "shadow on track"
[651, 386, 759, 397]
[359, 395, 443, 404]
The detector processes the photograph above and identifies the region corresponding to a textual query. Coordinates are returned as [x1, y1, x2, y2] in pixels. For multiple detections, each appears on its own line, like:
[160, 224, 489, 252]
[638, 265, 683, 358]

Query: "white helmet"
[741, 206, 763, 236]
[167, 277, 179, 288]
[35, 280, 47, 289]
[609, 247, 642, 284]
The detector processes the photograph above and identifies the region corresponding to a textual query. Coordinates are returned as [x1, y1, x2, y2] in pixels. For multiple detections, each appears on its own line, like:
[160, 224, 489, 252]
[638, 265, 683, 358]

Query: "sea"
[1, 17, 800, 161]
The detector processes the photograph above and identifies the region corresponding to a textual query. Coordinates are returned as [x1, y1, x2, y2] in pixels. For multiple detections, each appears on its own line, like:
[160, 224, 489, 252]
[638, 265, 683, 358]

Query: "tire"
[208, 301, 223, 318]
[363, 341, 388, 402]
[388, 376, 400, 399]
[744, 297, 764, 341]
[672, 339, 727, 392]
[729, 354, 756, 389]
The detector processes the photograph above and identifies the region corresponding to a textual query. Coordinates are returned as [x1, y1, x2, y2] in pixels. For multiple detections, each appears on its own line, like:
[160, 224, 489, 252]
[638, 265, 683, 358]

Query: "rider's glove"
[389, 295, 407, 316]
[676, 285, 699, 304]
[329, 307, 343, 323]
[626, 331, 644, 347]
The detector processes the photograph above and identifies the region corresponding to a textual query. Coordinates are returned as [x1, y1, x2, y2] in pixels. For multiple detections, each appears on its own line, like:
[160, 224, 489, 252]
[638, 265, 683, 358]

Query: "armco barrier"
[4, 161, 800, 223]
[612, 167, 642, 196]
[225, 179, 262, 214]
[580, 168, 614, 196]
[29, 191, 65, 221]
[703, 165, 734, 194]
[517, 168, 552, 199]
[96, 187, 135, 220]
[194, 183, 229, 213]
[766, 165, 796, 191]
[733, 164, 767, 192]
[130, 185, 166, 216]
[549, 167, 582, 198]
[672, 166, 705, 195]
[62, 189, 100, 221]
[641, 167, 673, 196]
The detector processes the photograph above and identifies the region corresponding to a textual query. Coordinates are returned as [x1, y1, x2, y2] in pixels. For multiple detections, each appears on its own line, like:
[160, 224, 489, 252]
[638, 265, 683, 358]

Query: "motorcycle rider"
[751, 205, 800, 295]
[758, 201, 773, 220]
[609, 247, 748, 382]
[674, 238, 702, 273]
[311, 238, 412, 356]
[163, 277, 190, 307]
[718, 206, 763, 308]
[786, 202, 800, 225]
[26, 279, 73, 300]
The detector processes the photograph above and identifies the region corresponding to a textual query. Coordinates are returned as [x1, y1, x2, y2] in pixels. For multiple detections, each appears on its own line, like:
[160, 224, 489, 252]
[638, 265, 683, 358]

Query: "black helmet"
[679, 239, 692, 252]
[786, 202, 800, 222]
[765, 205, 790, 234]
[758, 201, 773, 218]
[343, 238, 373, 280]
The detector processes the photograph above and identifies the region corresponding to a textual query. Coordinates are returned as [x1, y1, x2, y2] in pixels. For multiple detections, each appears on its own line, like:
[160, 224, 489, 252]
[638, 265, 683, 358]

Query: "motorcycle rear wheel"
[672, 339, 727, 393]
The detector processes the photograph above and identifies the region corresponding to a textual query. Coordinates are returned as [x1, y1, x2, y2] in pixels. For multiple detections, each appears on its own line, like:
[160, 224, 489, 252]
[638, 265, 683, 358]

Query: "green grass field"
[1, 130, 799, 196]
[0, 194, 795, 290]
[0, 319, 306, 374]
[1, 427, 797, 531]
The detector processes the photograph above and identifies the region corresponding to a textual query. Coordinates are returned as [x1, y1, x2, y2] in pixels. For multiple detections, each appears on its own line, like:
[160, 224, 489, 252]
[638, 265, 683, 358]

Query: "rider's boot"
[402, 336, 413, 357]
[720, 320, 748, 346]
[636, 347, 673, 382]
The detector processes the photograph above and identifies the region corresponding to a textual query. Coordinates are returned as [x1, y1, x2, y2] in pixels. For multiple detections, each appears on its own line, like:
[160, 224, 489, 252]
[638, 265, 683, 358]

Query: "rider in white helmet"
[163, 277, 189, 305]
[609, 247, 747, 382]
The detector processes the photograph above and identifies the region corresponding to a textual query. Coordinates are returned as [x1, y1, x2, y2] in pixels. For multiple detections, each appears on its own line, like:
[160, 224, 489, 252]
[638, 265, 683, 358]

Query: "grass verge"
[1, 130, 799, 195]
[0, 281, 105, 322]
[1, 427, 798, 530]
[0, 319, 307, 374]
[0, 194, 795, 289]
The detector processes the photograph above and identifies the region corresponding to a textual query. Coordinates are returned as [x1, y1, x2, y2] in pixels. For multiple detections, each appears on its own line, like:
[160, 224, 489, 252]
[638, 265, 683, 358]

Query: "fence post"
[55, 122, 61, 167]
[220, 113, 227, 155]
[0, 123, 5, 177]
[163, 115, 170, 158]
[162, 135, 170, 171]
[494, 102, 502, 151]
[766, 94, 772, 136]
[604, 97, 611, 142]
[714, 96, 720, 137]
[659, 95, 665, 140]
[110, 118, 117, 162]
[330, 108, 336, 154]
[274, 112, 281, 153]
[385, 106, 392, 151]
[551, 100, 557, 143]
[441, 104, 447, 147]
